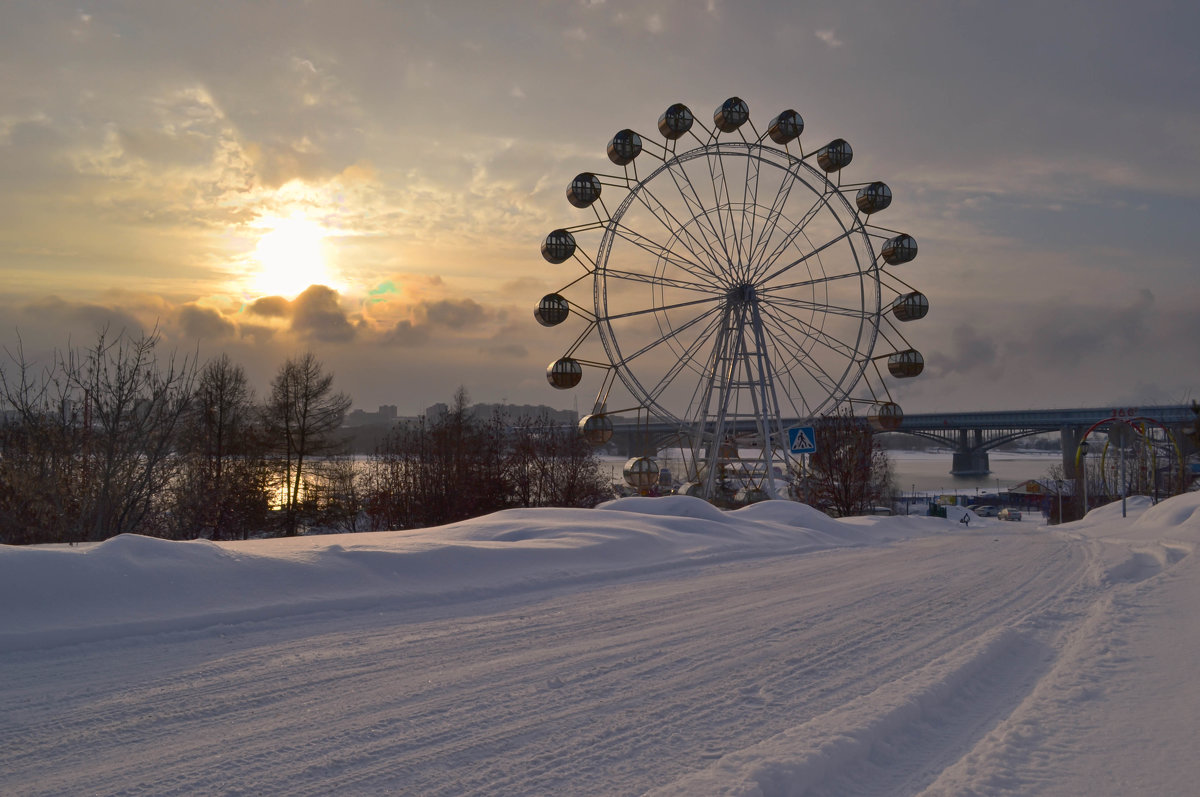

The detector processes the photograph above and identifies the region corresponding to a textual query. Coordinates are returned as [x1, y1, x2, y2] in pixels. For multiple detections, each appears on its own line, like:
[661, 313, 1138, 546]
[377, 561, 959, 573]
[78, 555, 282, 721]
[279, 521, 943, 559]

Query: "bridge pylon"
[949, 429, 990, 476]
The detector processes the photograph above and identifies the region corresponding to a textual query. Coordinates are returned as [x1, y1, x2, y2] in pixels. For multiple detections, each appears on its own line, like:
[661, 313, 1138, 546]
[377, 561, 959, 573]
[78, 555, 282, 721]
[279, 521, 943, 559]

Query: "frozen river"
[603, 451, 1063, 496]
[890, 450, 1061, 493]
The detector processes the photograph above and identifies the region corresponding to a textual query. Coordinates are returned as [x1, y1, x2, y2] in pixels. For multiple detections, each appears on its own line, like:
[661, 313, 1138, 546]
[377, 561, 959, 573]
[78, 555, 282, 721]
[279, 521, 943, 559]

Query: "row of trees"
[0, 329, 352, 544]
[354, 389, 612, 531]
[0, 329, 612, 545]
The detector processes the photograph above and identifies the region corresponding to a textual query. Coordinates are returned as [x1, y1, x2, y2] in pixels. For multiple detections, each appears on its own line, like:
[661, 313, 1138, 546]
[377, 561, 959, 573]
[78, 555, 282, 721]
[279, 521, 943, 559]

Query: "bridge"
[891, 405, 1198, 476]
[607, 404, 1199, 477]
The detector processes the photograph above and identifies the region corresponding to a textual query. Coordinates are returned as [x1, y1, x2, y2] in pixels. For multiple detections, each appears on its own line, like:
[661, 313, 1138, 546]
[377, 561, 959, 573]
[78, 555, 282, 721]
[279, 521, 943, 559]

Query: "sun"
[249, 214, 340, 298]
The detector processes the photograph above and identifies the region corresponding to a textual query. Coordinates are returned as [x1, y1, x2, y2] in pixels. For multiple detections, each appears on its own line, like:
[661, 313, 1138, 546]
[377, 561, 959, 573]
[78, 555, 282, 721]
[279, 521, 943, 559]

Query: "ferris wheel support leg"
[749, 300, 787, 499]
[702, 306, 741, 499]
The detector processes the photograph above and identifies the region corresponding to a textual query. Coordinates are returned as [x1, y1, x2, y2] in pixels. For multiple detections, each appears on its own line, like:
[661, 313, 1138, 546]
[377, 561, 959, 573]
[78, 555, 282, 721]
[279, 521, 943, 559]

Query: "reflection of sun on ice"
[250, 214, 340, 298]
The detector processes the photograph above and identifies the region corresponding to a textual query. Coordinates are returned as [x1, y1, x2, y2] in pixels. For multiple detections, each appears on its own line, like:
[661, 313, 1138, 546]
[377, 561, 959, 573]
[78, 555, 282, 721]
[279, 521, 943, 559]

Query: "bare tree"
[361, 392, 611, 531]
[267, 352, 352, 536]
[804, 409, 895, 517]
[0, 335, 85, 544]
[308, 455, 367, 534]
[0, 326, 197, 542]
[173, 354, 272, 540]
[507, 413, 612, 509]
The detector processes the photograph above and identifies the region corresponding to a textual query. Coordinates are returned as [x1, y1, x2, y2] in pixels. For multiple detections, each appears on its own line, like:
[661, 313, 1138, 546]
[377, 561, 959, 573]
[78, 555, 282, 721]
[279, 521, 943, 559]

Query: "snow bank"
[0, 498, 941, 650]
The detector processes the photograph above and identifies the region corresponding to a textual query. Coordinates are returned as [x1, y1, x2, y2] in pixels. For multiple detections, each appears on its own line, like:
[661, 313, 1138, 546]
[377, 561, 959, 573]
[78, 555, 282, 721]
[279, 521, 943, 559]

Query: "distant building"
[423, 401, 577, 425]
[343, 404, 400, 428]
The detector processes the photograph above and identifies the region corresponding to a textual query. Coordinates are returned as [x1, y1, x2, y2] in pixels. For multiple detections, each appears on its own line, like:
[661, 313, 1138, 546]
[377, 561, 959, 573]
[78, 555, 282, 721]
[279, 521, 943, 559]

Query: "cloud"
[177, 303, 236, 340]
[481, 343, 528, 358]
[237, 322, 278, 343]
[291, 285, 357, 343]
[815, 29, 843, 48]
[1011, 290, 1155, 369]
[927, 323, 998, 378]
[383, 319, 430, 347]
[248, 296, 291, 318]
[414, 297, 490, 329]
[20, 296, 147, 339]
[376, 296, 494, 346]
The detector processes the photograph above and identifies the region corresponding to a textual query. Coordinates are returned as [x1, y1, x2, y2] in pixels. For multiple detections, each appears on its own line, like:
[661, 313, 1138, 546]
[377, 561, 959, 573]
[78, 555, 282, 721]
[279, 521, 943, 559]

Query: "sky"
[1, 1, 1198, 417]
[4, 492, 1200, 793]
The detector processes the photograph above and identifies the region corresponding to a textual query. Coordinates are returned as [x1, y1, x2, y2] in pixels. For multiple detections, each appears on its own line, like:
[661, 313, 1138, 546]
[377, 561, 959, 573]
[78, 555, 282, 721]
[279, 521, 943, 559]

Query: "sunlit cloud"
[177, 303, 237, 341]
[815, 29, 843, 48]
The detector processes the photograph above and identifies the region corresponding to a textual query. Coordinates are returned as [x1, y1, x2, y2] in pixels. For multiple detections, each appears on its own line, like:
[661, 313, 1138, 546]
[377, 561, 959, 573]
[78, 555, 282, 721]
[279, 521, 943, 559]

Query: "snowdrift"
[0, 497, 943, 650]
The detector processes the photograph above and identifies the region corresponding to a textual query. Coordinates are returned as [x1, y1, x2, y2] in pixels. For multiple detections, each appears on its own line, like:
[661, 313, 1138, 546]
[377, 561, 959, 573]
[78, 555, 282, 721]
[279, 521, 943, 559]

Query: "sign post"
[787, 426, 817, 455]
[787, 426, 818, 506]
[1109, 421, 1136, 518]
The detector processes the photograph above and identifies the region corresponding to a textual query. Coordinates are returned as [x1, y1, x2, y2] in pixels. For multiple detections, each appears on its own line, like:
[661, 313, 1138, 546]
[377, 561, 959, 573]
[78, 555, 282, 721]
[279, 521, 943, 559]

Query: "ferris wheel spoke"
[758, 226, 860, 286]
[747, 164, 801, 272]
[760, 300, 862, 364]
[613, 302, 725, 368]
[638, 182, 729, 282]
[609, 223, 725, 290]
[638, 162, 729, 273]
[662, 157, 737, 271]
[750, 188, 841, 284]
[603, 294, 724, 322]
[602, 267, 721, 297]
[706, 150, 740, 269]
[714, 148, 751, 275]
[763, 294, 873, 321]
[764, 303, 861, 365]
[779, 360, 823, 416]
[682, 313, 736, 436]
[760, 261, 865, 298]
[752, 307, 824, 381]
[737, 153, 765, 282]
[757, 315, 843, 403]
[643, 310, 728, 404]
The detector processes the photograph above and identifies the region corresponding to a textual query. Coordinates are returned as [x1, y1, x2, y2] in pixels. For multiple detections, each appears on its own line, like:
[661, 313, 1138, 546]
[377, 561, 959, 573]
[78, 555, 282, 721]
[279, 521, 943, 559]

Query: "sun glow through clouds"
[249, 214, 339, 299]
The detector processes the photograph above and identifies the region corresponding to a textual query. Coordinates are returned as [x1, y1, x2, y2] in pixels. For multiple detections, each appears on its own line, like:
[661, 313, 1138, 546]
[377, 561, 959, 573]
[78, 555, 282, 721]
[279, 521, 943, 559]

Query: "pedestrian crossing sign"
[787, 425, 817, 454]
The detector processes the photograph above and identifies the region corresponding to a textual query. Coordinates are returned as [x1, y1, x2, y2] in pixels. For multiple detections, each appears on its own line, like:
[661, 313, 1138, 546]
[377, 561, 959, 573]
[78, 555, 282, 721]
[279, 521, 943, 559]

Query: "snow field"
[1, 493, 1198, 795]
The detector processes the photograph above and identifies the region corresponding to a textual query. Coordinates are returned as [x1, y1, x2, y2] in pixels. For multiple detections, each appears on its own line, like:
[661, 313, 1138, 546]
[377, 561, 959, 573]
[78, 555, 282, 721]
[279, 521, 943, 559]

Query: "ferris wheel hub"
[727, 284, 758, 305]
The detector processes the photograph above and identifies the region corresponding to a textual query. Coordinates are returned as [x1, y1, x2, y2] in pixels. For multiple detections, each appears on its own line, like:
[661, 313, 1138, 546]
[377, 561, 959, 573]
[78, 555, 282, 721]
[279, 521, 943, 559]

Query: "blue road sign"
[787, 425, 817, 454]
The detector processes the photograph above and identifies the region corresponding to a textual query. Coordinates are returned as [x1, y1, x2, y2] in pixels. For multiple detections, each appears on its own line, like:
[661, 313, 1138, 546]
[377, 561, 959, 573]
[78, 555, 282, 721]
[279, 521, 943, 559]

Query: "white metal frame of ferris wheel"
[538, 98, 929, 502]
[593, 145, 879, 497]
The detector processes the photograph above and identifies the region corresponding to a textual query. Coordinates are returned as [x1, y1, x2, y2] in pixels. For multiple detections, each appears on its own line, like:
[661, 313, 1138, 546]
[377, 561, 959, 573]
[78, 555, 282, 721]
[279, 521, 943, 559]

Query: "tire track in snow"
[0, 530, 1092, 797]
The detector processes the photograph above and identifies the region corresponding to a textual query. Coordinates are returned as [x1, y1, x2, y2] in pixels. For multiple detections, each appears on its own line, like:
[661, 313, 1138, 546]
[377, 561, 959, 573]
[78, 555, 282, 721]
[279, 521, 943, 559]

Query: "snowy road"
[2, 495, 1198, 796]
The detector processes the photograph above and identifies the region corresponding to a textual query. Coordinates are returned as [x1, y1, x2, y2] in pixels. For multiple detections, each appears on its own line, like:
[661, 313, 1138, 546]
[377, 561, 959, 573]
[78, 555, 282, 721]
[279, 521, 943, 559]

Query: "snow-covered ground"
[3, 493, 1199, 796]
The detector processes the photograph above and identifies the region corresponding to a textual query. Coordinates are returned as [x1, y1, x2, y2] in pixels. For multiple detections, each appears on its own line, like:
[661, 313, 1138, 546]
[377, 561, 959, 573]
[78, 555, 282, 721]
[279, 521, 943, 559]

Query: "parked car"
[975, 505, 999, 517]
[998, 508, 1022, 521]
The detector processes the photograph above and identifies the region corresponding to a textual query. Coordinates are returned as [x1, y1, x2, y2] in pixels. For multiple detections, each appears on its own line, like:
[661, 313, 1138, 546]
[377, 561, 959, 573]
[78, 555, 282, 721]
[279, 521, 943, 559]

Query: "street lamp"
[1078, 441, 1090, 515]
[1055, 479, 1064, 524]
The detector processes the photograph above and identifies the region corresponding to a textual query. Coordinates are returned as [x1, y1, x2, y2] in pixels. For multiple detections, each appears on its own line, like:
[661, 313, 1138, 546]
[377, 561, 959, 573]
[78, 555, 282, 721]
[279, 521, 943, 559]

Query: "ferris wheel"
[536, 97, 928, 500]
